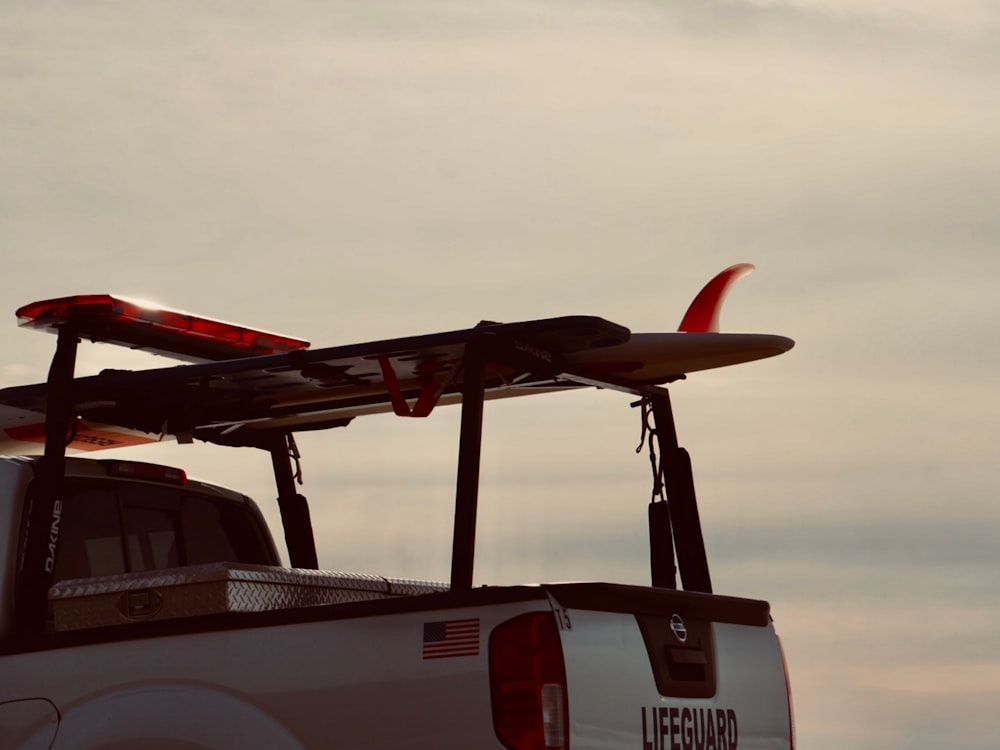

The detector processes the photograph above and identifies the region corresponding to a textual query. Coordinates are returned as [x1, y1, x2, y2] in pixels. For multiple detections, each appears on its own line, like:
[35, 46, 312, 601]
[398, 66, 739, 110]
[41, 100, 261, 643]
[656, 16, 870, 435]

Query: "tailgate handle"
[666, 647, 708, 666]
[665, 646, 708, 682]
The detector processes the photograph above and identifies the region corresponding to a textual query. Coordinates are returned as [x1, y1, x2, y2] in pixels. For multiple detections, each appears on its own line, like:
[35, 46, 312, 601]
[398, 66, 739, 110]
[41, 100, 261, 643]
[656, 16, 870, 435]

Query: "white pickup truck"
[0, 265, 795, 750]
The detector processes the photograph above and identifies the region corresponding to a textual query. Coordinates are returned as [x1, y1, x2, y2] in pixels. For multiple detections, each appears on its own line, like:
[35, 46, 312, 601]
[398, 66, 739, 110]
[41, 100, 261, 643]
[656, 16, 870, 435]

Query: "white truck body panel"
[548, 588, 790, 750]
[1, 584, 791, 749]
[2, 594, 554, 749]
[0, 699, 58, 750]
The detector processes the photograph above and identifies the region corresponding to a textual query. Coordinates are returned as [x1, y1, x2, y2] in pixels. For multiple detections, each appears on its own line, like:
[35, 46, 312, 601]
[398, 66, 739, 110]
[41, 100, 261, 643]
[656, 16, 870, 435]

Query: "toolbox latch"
[117, 589, 163, 621]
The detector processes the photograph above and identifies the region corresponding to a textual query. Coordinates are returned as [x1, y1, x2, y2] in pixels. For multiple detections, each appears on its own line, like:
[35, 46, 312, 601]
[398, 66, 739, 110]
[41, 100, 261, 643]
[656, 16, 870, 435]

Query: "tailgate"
[544, 583, 792, 750]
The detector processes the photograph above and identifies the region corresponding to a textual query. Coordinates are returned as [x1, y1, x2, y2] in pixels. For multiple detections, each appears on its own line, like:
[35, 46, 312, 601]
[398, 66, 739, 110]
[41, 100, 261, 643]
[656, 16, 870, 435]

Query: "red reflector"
[16, 294, 310, 361]
[490, 612, 569, 750]
[102, 460, 187, 485]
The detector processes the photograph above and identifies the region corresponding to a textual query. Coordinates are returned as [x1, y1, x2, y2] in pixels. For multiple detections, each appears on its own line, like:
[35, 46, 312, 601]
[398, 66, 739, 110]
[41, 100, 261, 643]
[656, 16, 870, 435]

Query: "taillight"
[777, 635, 795, 750]
[489, 612, 569, 750]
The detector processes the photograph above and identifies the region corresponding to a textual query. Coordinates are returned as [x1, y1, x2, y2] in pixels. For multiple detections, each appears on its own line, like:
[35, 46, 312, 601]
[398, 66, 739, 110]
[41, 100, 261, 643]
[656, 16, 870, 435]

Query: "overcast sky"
[3, 1, 999, 748]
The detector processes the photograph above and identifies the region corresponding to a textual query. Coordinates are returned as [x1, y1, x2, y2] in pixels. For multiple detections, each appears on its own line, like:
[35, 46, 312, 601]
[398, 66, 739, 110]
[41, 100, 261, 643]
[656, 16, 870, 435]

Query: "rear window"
[48, 479, 278, 582]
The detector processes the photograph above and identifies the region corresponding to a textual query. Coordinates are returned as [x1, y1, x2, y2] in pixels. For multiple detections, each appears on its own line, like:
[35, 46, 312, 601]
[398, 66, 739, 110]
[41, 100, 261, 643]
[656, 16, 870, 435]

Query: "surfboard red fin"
[677, 263, 755, 333]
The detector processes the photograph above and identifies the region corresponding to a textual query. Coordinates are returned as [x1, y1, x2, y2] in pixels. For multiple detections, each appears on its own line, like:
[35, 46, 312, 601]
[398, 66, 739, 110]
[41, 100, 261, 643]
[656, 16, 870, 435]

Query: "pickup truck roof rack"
[4, 266, 793, 638]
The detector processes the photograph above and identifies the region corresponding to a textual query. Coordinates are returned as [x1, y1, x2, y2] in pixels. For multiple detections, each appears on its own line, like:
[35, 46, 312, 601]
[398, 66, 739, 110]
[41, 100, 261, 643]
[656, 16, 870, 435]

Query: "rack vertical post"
[449, 336, 488, 591]
[16, 325, 79, 635]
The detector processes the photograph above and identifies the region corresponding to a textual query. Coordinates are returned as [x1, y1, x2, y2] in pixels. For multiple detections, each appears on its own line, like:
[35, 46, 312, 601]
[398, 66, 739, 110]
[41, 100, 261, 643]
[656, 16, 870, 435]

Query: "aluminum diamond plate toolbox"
[49, 563, 448, 632]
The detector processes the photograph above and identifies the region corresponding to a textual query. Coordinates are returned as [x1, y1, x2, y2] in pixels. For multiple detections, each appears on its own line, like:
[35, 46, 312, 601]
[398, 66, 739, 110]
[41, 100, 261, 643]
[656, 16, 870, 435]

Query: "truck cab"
[0, 456, 279, 638]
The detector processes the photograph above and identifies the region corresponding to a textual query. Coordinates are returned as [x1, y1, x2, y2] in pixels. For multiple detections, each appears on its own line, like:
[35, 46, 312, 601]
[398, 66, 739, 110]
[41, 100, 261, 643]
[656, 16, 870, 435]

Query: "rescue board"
[0, 265, 793, 455]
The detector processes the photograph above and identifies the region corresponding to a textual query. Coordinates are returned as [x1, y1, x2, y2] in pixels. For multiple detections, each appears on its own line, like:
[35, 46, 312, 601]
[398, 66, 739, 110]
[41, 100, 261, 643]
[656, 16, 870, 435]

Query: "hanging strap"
[635, 398, 666, 504]
[271, 433, 318, 569]
[636, 397, 676, 589]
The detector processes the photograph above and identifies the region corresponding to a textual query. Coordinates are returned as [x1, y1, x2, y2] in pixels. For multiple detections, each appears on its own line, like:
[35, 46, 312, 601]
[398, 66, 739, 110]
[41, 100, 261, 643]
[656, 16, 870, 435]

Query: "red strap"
[377, 356, 460, 418]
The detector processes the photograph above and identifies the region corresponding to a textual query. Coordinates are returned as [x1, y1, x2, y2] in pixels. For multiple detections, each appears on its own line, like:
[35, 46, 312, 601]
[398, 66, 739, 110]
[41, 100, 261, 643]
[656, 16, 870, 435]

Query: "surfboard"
[0, 266, 793, 455]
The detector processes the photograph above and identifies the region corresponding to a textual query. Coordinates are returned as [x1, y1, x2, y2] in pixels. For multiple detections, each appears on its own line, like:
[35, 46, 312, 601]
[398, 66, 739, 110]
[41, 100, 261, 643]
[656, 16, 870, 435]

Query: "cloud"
[2, 3, 999, 748]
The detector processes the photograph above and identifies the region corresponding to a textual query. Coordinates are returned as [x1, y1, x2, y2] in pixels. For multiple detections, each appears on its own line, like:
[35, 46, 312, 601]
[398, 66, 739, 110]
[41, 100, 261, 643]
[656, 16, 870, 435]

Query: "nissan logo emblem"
[669, 613, 688, 643]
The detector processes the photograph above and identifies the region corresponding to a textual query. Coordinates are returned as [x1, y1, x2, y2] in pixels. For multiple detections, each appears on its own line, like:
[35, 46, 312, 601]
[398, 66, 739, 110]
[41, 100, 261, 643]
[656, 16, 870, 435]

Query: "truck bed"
[1, 581, 791, 749]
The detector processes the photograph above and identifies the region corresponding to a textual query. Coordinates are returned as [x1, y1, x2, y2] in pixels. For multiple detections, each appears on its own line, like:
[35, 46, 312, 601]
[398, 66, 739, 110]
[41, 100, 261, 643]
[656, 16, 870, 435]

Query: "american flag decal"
[422, 618, 480, 659]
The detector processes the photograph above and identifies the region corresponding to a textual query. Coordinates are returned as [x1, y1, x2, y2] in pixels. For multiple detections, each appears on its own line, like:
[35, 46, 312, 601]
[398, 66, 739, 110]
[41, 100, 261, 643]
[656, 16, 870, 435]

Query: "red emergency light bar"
[16, 294, 310, 362]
